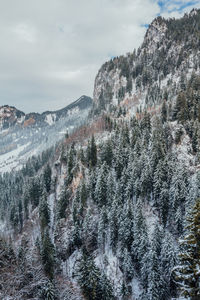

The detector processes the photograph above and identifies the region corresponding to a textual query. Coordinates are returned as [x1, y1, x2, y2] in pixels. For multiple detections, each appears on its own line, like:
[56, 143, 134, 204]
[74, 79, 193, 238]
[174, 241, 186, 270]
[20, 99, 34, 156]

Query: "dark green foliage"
[41, 229, 55, 280]
[57, 189, 70, 219]
[95, 163, 108, 207]
[174, 127, 183, 144]
[161, 100, 167, 123]
[174, 198, 200, 300]
[86, 135, 97, 167]
[43, 164, 52, 193]
[100, 140, 113, 166]
[29, 176, 41, 207]
[39, 190, 50, 231]
[67, 143, 76, 185]
[39, 280, 56, 300]
[10, 205, 19, 229]
[77, 251, 114, 300]
[18, 199, 23, 232]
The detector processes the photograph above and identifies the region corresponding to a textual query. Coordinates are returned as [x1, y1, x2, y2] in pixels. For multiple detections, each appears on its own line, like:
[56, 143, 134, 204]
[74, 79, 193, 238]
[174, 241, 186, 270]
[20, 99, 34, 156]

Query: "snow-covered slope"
[0, 96, 92, 173]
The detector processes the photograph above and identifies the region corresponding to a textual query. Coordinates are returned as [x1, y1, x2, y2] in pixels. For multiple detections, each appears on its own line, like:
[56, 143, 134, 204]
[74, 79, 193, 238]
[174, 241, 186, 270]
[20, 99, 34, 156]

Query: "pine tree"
[18, 199, 23, 232]
[109, 198, 120, 251]
[77, 251, 101, 300]
[106, 170, 117, 206]
[67, 144, 75, 185]
[169, 165, 188, 213]
[43, 164, 52, 193]
[100, 140, 113, 166]
[82, 209, 98, 250]
[77, 251, 114, 300]
[118, 199, 134, 251]
[98, 206, 108, 251]
[147, 243, 165, 300]
[90, 135, 97, 167]
[161, 100, 168, 123]
[174, 198, 200, 300]
[120, 247, 134, 281]
[132, 200, 148, 270]
[39, 189, 50, 231]
[152, 224, 163, 258]
[29, 176, 41, 207]
[41, 229, 55, 280]
[95, 163, 108, 207]
[98, 272, 115, 300]
[40, 280, 56, 300]
[57, 188, 70, 219]
[160, 231, 178, 298]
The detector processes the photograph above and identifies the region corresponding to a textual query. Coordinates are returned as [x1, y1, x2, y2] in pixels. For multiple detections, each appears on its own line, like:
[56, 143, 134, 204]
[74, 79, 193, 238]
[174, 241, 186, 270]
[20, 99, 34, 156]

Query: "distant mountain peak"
[0, 95, 92, 131]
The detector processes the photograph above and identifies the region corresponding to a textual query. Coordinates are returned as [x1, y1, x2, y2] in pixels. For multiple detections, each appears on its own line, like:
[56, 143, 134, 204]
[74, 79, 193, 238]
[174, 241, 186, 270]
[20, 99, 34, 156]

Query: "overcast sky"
[0, 0, 200, 113]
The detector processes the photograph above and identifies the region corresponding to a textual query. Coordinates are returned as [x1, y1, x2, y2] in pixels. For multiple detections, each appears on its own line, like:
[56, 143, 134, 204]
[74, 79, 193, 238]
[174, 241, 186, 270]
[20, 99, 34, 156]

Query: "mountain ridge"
[0, 95, 92, 173]
[0, 95, 92, 130]
[92, 8, 200, 116]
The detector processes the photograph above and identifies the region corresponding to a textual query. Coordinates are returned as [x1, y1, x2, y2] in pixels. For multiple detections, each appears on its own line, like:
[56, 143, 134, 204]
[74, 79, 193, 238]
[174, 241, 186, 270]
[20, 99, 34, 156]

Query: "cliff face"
[93, 9, 200, 114]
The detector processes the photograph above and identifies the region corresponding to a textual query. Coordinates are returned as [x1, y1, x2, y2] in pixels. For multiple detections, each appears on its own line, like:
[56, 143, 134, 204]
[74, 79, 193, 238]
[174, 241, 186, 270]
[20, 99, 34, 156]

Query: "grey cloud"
[0, 0, 198, 113]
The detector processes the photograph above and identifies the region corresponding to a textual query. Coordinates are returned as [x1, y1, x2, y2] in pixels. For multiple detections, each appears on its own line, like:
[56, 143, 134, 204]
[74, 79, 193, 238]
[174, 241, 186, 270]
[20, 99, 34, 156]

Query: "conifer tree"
[109, 198, 120, 251]
[161, 100, 168, 123]
[118, 199, 134, 251]
[67, 144, 75, 185]
[40, 280, 56, 300]
[100, 140, 113, 166]
[18, 199, 23, 232]
[147, 243, 165, 300]
[95, 163, 108, 207]
[77, 251, 114, 300]
[41, 229, 55, 279]
[90, 135, 97, 167]
[160, 231, 178, 298]
[174, 198, 200, 300]
[132, 200, 147, 268]
[106, 170, 117, 206]
[77, 251, 101, 300]
[98, 206, 108, 251]
[43, 164, 52, 193]
[39, 189, 50, 231]
[29, 176, 41, 207]
[57, 188, 70, 219]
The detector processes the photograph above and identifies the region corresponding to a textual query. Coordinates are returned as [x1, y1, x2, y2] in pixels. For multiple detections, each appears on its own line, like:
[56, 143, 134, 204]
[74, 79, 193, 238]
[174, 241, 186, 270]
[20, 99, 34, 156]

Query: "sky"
[0, 0, 200, 113]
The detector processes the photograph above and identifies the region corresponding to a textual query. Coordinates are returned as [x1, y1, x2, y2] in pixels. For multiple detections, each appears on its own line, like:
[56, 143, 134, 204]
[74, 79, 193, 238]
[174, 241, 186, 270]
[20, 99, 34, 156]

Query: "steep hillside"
[1, 9, 200, 300]
[93, 9, 200, 115]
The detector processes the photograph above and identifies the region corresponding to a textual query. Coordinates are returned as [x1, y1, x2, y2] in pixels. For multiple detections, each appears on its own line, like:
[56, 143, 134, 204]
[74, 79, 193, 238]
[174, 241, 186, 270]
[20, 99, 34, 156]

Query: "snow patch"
[45, 113, 56, 126]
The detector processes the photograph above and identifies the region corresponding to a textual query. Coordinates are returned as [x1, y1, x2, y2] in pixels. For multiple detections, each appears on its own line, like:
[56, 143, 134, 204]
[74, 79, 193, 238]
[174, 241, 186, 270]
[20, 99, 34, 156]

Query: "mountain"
[0, 95, 92, 173]
[1, 9, 200, 300]
[0, 95, 92, 130]
[93, 8, 200, 115]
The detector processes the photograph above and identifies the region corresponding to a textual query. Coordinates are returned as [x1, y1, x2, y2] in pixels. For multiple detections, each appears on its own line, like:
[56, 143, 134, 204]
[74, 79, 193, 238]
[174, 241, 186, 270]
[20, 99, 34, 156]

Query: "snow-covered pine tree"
[39, 189, 50, 231]
[95, 163, 108, 207]
[160, 231, 178, 298]
[174, 198, 200, 300]
[147, 242, 165, 300]
[43, 163, 52, 193]
[41, 228, 55, 280]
